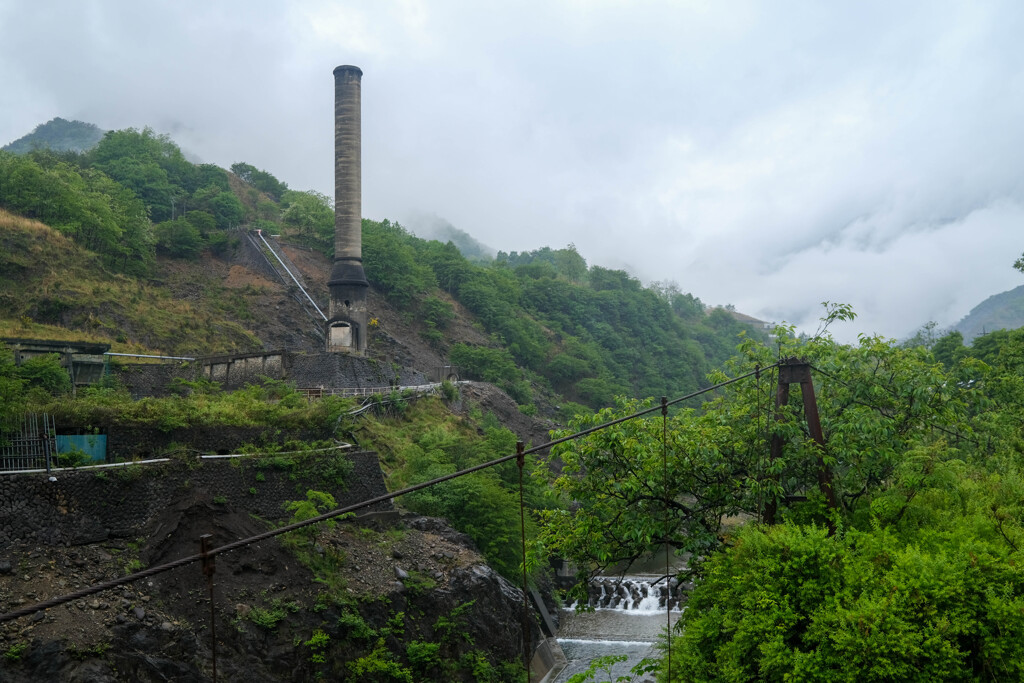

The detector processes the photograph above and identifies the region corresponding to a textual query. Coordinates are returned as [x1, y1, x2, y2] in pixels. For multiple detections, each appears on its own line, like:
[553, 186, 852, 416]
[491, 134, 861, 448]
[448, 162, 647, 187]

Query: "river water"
[551, 575, 683, 683]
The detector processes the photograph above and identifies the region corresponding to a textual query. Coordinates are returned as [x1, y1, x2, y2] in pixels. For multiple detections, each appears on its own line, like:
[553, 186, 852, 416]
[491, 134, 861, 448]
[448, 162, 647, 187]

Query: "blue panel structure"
[56, 435, 107, 462]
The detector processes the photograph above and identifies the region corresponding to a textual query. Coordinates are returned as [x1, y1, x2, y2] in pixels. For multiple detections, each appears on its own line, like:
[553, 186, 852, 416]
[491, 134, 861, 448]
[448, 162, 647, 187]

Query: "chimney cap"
[333, 65, 363, 77]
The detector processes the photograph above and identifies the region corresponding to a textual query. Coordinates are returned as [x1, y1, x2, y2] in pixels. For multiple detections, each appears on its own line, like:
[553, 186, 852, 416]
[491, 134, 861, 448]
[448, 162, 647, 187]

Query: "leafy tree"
[420, 296, 455, 330]
[280, 190, 333, 249]
[422, 240, 472, 294]
[449, 344, 519, 385]
[93, 156, 175, 221]
[154, 217, 202, 259]
[183, 210, 216, 235]
[932, 330, 968, 369]
[534, 303, 1024, 680]
[0, 346, 27, 433]
[671, 502, 1024, 681]
[15, 354, 71, 396]
[362, 219, 437, 304]
[193, 163, 230, 192]
[89, 128, 198, 220]
[205, 191, 244, 230]
[230, 162, 289, 200]
[540, 306, 972, 596]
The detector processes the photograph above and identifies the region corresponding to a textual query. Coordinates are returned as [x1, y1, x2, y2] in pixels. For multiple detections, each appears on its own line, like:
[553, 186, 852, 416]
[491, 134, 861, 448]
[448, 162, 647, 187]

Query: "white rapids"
[550, 575, 682, 683]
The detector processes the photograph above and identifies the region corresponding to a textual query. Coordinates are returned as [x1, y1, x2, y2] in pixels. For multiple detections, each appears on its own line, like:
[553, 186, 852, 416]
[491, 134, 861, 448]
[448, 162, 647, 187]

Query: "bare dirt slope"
[277, 242, 491, 374]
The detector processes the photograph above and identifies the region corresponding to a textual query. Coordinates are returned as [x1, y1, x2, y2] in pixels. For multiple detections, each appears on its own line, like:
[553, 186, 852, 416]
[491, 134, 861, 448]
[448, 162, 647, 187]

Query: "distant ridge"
[406, 214, 495, 262]
[2, 118, 105, 154]
[953, 283, 1024, 343]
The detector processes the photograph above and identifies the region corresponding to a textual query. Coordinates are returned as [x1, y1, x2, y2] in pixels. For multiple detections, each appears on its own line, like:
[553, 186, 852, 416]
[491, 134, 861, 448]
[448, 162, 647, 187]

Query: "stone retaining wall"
[104, 425, 328, 461]
[0, 450, 391, 549]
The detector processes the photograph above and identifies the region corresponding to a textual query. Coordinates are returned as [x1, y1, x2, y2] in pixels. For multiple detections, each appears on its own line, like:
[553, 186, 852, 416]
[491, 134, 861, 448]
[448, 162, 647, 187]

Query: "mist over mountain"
[952, 284, 1024, 343]
[2, 118, 105, 154]
[403, 213, 496, 263]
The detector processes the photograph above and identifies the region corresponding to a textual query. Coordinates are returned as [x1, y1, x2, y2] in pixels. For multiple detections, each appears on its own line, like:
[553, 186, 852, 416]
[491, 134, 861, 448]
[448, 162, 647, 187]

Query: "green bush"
[671, 522, 1024, 681]
[338, 609, 376, 642]
[3, 642, 28, 662]
[420, 296, 455, 330]
[449, 344, 518, 385]
[15, 354, 70, 395]
[406, 640, 441, 676]
[57, 448, 92, 468]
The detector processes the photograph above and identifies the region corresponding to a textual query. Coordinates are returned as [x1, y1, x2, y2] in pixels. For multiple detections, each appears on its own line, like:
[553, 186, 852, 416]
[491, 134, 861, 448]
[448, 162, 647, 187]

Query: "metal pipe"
[104, 353, 196, 361]
[254, 230, 327, 320]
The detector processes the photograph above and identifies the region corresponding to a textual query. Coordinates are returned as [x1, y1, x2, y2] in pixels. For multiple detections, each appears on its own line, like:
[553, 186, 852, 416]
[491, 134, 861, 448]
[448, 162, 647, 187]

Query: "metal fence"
[296, 383, 450, 400]
[0, 414, 56, 473]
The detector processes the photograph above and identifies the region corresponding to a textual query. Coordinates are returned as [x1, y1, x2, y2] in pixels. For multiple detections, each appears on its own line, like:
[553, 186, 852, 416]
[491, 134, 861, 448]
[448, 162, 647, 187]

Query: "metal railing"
[252, 230, 327, 321]
[0, 413, 56, 473]
[296, 382, 461, 400]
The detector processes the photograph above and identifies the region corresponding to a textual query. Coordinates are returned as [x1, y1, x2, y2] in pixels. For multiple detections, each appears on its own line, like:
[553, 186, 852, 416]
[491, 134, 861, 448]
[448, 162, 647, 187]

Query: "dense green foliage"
[4, 370, 352, 434]
[231, 162, 289, 201]
[0, 348, 72, 432]
[361, 218, 760, 407]
[359, 398, 547, 583]
[675, 518, 1024, 681]
[0, 129, 248, 275]
[280, 189, 334, 248]
[538, 306, 1024, 681]
[0, 150, 153, 275]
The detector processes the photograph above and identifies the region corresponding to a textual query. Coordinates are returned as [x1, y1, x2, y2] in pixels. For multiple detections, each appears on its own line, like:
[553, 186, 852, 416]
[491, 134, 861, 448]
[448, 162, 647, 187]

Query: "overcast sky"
[2, 0, 1023, 342]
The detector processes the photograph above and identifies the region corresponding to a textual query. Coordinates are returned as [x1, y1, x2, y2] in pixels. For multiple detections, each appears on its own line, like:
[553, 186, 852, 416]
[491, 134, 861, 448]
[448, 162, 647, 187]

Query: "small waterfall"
[582, 576, 683, 613]
[553, 575, 683, 682]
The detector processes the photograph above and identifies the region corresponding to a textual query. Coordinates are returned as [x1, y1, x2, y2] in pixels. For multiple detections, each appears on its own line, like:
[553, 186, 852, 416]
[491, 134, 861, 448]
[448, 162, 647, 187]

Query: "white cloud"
[2, 0, 1024, 342]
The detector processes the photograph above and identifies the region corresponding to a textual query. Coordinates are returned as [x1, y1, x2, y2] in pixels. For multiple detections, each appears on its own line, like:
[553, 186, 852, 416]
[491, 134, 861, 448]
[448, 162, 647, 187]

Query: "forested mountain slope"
[952, 283, 1024, 343]
[2, 118, 105, 155]
[0, 125, 759, 408]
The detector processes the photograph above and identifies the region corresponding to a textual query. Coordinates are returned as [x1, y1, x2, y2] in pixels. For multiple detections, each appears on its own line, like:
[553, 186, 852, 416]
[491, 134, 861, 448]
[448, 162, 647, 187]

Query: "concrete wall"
[113, 351, 429, 398]
[0, 451, 391, 548]
[200, 351, 285, 387]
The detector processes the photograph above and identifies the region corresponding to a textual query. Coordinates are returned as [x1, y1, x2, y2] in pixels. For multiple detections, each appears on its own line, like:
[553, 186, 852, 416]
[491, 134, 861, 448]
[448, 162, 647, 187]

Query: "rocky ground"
[0, 505, 533, 682]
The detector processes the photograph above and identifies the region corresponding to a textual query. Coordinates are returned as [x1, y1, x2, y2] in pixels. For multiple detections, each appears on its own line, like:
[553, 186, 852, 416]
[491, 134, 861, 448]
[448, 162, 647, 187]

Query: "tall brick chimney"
[326, 65, 369, 354]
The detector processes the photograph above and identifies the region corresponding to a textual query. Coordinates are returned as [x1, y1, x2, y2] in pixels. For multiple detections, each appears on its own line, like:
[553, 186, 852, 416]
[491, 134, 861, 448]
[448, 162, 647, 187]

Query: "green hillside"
[953, 283, 1024, 343]
[0, 210, 262, 355]
[0, 125, 760, 408]
[2, 117, 105, 154]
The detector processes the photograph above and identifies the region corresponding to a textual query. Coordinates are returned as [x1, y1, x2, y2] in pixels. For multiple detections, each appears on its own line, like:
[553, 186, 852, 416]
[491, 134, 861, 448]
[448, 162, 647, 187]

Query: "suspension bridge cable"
[0, 362, 780, 625]
[754, 365, 763, 524]
[661, 395, 672, 679]
[517, 441, 531, 683]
